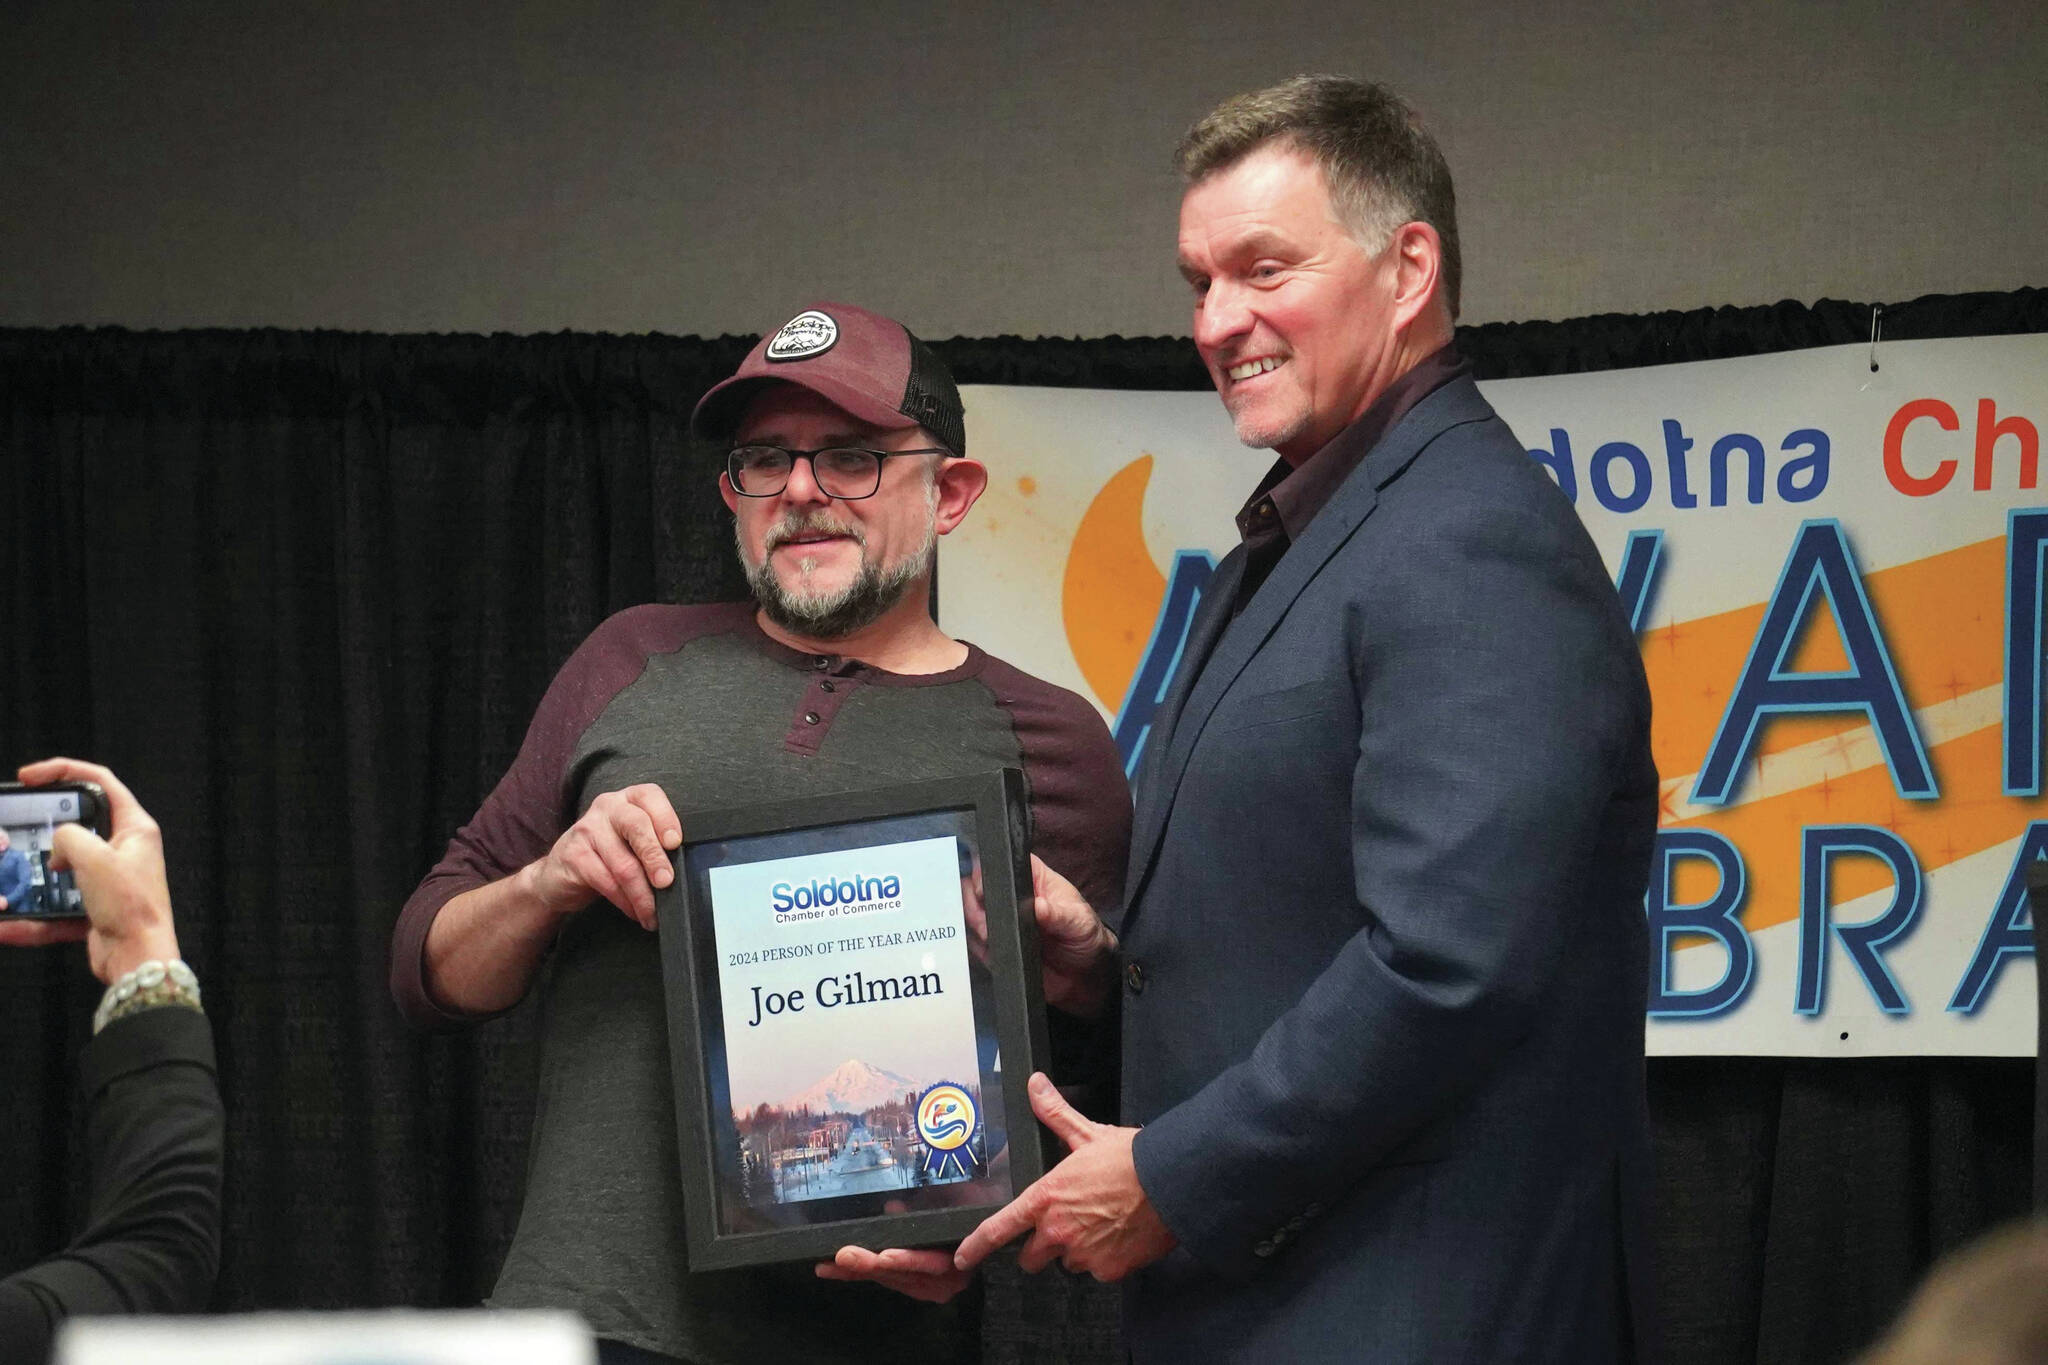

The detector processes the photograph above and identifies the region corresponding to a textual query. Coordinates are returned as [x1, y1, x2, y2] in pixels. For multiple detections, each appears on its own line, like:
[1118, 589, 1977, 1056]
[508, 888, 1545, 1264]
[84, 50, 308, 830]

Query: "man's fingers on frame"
[607, 872, 655, 925]
[1066, 1251, 1124, 1284]
[582, 814, 655, 903]
[625, 784, 684, 849]
[1028, 1076, 1095, 1146]
[592, 837, 653, 913]
[1036, 896, 1081, 941]
[957, 1193, 1037, 1268]
[603, 852, 658, 927]
[1018, 1228, 1066, 1275]
[884, 1249, 962, 1277]
[1032, 855, 1074, 897]
[816, 1249, 872, 1278]
[894, 1274, 962, 1303]
[816, 1252, 960, 1301]
[618, 810, 674, 887]
[952, 1225, 999, 1270]
[568, 845, 625, 908]
[816, 1262, 885, 1287]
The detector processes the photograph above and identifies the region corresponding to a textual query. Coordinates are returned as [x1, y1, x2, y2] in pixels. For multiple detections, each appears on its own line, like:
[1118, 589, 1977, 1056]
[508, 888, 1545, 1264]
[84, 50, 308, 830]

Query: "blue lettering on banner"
[2005, 509, 2048, 796]
[1112, 550, 1216, 775]
[1710, 433, 1768, 508]
[1662, 422, 1697, 509]
[1614, 529, 1666, 634]
[1590, 441, 1653, 514]
[1795, 826, 1924, 1015]
[1693, 519, 1935, 806]
[1646, 825, 2048, 1021]
[1949, 825, 2048, 1013]
[1527, 421, 1831, 508]
[1646, 830, 1754, 1018]
[1778, 429, 1831, 503]
[1527, 429, 1578, 502]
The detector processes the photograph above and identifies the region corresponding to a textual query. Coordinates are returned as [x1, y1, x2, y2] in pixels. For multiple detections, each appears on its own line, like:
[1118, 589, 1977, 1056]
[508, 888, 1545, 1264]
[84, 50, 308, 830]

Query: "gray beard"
[739, 513, 935, 641]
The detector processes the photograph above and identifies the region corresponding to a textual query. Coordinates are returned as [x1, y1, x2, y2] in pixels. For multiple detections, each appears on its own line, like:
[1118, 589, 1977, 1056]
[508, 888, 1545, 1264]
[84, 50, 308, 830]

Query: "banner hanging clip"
[1868, 305, 1884, 373]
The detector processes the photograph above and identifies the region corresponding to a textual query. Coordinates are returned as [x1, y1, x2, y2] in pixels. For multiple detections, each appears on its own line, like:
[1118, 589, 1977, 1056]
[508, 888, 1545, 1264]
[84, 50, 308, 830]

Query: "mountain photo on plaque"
[709, 832, 992, 1216]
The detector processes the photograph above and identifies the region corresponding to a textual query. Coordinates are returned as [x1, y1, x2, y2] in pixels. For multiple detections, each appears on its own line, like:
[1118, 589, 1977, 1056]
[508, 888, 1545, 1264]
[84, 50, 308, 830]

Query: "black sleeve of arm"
[0, 1008, 224, 1361]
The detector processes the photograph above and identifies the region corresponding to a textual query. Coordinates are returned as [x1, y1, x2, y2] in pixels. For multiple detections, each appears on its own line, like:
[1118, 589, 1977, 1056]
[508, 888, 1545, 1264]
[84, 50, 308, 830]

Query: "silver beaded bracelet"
[93, 958, 204, 1035]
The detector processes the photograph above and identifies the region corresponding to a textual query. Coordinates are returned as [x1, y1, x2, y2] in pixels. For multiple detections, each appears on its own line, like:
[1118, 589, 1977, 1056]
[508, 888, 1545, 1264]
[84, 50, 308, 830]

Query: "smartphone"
[0, 781, 108, 919]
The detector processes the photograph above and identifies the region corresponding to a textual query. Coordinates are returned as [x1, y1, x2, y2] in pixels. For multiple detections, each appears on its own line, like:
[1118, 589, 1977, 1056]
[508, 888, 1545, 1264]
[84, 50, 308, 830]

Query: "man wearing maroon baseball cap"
[391, 302, 1131, 1365]
[693, 301, 968, 461]
[691, 301, 979, 654]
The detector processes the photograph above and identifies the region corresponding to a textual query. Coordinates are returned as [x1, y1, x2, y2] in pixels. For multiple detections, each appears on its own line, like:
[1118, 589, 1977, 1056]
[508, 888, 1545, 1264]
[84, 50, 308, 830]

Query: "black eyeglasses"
[725, 444, 953, 500]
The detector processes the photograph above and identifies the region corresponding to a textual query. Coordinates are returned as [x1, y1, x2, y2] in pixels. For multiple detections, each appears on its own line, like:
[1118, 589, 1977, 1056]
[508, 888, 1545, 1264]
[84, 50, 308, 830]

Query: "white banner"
[944, 335, 2048, 1056]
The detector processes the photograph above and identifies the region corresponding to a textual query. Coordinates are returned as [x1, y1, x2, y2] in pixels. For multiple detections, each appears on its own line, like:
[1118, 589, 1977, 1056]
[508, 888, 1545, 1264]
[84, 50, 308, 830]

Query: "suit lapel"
[1119, 376, 1497, 931]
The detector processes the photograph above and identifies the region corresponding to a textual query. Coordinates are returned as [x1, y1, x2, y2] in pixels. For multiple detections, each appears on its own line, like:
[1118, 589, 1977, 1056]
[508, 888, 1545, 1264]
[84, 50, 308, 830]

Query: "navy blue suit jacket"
[1117, 375, 1658, 1363]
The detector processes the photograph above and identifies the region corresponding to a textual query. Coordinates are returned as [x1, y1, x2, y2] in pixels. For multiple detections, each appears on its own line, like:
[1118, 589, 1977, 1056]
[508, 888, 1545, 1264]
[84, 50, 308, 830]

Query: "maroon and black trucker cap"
[690, 302, 966, 456]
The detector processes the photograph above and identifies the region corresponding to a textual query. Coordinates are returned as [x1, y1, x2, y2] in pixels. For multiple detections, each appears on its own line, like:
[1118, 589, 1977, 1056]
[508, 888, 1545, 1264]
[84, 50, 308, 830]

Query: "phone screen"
[0, 783, 105, 919]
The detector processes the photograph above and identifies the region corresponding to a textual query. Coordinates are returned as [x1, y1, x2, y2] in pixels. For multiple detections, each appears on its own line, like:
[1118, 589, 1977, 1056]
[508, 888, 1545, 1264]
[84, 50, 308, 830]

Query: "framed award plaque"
[656, 767, 1052, 1270]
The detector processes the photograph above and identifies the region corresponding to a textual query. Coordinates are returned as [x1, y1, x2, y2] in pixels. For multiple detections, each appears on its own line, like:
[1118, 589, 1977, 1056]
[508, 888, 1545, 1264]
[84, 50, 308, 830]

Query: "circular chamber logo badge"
[764, 309, 839, 362]
[914, 1081, 979, 1180]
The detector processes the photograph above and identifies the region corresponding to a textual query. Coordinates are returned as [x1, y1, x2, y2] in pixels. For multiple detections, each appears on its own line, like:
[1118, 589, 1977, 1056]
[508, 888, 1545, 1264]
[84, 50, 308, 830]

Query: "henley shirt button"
[813, 656, 830, 670]
[1125, 960, 1146, 995]
[804, 711, 821, 725]
[820, 680, 836, 693]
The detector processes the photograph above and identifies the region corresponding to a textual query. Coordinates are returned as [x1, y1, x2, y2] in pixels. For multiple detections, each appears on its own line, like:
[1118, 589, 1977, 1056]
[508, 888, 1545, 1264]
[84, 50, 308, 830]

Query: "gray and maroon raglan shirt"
[390, 601, 1130, 1364]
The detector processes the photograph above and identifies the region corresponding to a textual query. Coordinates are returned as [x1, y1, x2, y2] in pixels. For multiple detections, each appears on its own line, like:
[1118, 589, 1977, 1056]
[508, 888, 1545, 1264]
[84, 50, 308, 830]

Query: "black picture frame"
[656, 767, 1051, 1271]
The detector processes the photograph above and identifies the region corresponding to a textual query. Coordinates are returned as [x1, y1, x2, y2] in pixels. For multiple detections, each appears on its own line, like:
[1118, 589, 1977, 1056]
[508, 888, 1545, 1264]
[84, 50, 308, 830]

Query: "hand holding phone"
[0, 759, 180, 986]
[0, 775, 107, 918]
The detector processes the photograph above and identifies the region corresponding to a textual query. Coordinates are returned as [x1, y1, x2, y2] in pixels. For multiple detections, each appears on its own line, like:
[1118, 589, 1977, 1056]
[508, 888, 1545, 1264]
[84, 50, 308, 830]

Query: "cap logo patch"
[764, 310, 839, 362]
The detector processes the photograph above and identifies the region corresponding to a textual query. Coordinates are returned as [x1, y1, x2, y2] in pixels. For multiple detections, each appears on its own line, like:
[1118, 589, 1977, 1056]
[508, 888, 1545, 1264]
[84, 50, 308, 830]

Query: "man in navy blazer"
[939, 77, 1661, 1362]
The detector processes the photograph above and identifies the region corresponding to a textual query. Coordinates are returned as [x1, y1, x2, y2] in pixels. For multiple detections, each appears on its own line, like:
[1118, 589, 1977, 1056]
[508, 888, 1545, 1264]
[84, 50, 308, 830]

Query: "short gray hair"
[1174, 75, 1462, 320]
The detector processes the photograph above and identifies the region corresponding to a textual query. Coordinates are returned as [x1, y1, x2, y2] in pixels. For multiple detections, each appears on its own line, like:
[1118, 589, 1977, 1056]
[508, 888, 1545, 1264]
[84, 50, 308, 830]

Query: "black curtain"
[1, 288, 2043, 1363]
[0, 330, 755, 1310]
